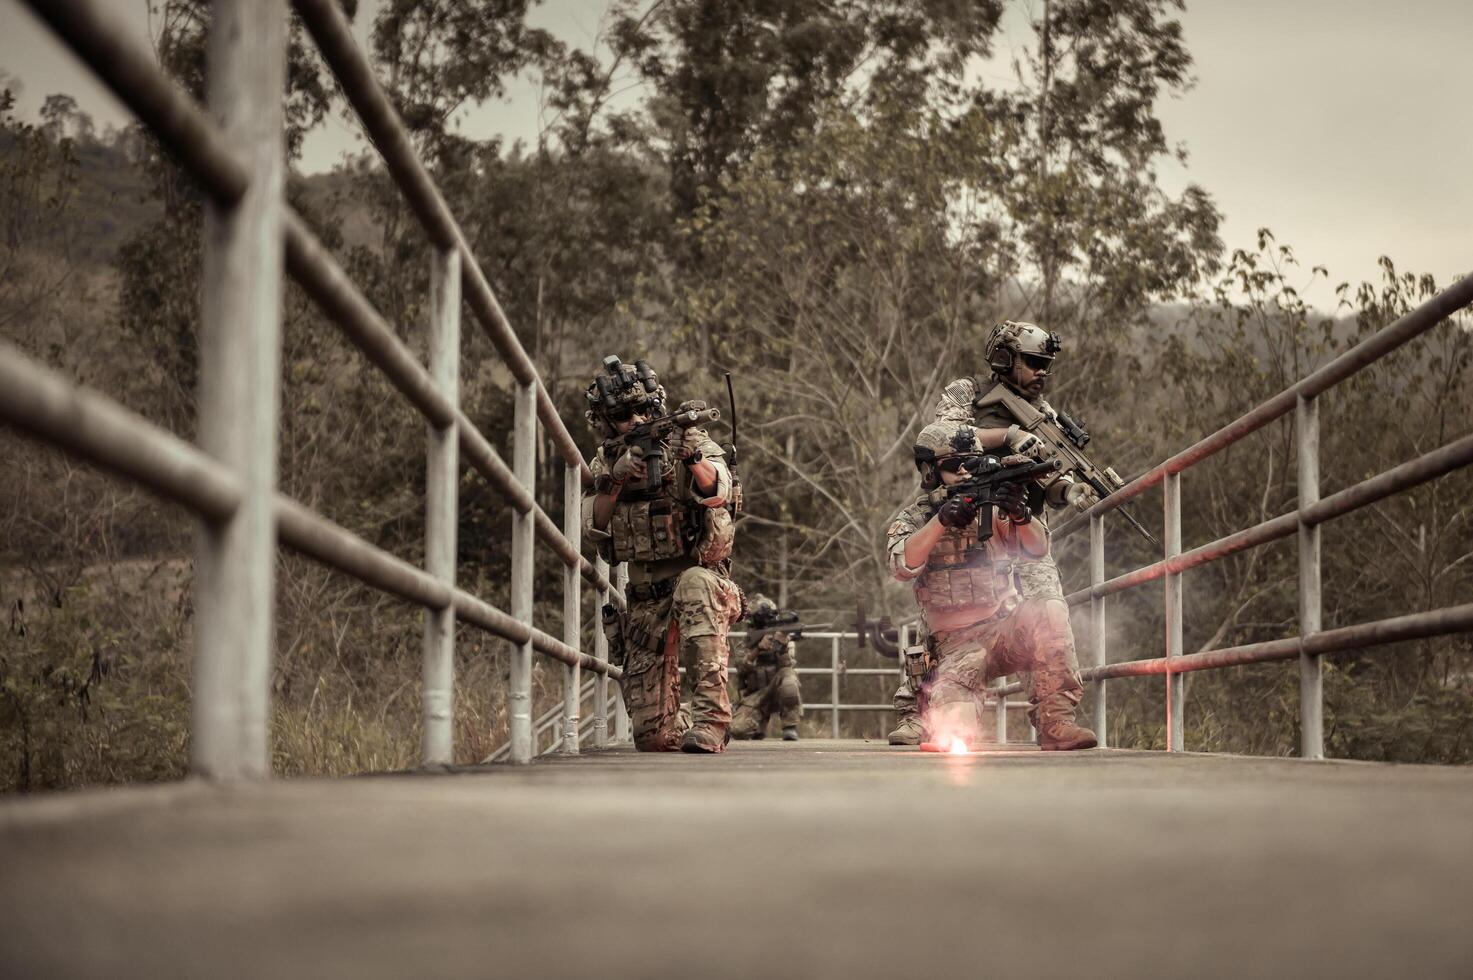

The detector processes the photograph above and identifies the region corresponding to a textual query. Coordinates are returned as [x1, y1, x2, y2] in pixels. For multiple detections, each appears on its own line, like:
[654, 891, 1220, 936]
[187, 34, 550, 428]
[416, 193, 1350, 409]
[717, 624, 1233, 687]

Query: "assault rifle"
[604, 403, 721, 497]
[1034, 407, 1159, 549]
[940, 454, 1063, 543]
[748, 610, 831, 647]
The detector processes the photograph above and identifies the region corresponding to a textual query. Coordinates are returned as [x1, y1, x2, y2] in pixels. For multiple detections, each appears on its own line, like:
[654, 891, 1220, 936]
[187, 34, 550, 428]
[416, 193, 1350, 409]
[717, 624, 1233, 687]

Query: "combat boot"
[887, 717, 924, 746]
[1036, 715, 1097, 751]
[782, 726, 799, 741]
[680, 725, 730, 754]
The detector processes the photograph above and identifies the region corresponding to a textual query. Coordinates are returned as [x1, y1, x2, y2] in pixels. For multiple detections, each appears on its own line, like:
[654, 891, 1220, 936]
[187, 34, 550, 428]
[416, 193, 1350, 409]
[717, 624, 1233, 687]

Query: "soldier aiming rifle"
[584, 355, 742, 753]
[731, 596, 828, 741]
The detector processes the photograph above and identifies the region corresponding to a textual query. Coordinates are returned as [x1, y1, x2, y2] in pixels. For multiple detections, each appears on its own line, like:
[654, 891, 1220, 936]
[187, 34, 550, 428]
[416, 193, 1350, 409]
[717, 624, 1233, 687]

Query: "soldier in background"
[888, 321, 1089, 745]
[886, 421, 1096, 751]
[730, 595, 803, 742]
[583, 356, 741, 754]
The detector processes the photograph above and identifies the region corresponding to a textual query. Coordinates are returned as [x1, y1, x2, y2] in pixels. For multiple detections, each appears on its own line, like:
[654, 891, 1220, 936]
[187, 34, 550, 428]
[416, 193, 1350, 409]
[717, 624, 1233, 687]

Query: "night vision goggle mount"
[592, 355, 662, 420]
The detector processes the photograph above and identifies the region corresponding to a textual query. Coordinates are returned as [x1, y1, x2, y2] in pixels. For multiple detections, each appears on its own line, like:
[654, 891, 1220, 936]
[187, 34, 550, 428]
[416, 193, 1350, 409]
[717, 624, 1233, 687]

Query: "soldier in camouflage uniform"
[730, 595, 803, 741]
[886, 421, 1096, 751]
[888, 321, 1092, 745]
[583, 356, 741, 753]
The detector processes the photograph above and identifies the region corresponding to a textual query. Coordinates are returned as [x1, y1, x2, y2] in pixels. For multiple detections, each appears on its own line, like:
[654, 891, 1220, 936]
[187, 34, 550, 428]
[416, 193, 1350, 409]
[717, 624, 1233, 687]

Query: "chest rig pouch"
[914, 520, 1012, 613]
[608, 495, 693, 563]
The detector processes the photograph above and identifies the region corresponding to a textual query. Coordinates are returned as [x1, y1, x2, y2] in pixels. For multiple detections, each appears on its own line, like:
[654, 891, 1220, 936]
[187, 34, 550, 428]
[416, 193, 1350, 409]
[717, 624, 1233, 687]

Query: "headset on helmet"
[984, 321, 1063, 375]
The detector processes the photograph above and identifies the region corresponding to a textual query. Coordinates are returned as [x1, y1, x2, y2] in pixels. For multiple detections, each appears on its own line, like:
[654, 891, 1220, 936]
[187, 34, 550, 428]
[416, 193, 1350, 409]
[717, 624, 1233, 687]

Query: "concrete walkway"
[2, 741, 1471, 979]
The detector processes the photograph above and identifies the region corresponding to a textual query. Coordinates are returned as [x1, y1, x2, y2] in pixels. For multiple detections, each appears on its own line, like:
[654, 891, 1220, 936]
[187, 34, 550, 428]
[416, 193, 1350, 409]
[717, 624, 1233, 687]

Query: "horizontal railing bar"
[1303, 430, 1473, 526]
[274, 495, 452, 610]
[289, 0, 457, 250]
[0, 340, 242, 523]
[794, 668, 900, 676]
[279, 501, 620, 677]
[1062, 603, 1473, 684]
[19, 0, 248, 206]
[290, 0, 591, 482]
[453, 591, 621, 678]
[1063, 431, 1473, 606]
[456, 414, 619, 602]
[26, 0, 597, 498]
[1064, 512, 1298, 606]
[282, 212, 455, 428]
[1085, 273, 1473, 522]
[0, 340, 621, 677]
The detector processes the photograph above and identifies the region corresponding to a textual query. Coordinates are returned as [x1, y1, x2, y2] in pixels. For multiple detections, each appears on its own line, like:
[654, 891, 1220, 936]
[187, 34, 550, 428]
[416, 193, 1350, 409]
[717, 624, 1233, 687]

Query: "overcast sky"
[2, 0, 1469, 301]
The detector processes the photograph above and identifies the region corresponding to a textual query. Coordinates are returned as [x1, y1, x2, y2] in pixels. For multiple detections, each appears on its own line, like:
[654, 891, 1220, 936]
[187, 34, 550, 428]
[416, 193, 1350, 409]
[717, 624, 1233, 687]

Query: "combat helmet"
[583, 355, 667, 436]
[984, 320, 1062, 376]
[913, 420, 981, 491]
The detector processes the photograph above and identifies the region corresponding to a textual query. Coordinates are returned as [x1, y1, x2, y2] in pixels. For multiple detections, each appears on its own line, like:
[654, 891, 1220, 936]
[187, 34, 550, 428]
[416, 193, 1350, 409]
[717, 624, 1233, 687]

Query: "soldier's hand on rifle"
[676, 425, 705, 464]
[1064, 481, 1099, 509]
[936, 494, 979, 529]
[609, 445, 647, 485]
[994, 482, 1032, 524]
[1006, 425, 1053, 462]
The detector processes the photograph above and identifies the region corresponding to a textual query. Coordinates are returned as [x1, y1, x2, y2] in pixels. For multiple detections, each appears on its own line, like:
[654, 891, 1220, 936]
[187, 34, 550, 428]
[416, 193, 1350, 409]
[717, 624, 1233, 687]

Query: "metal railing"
[1038, 274, 1473, 757]
[721, 631, 1031, 741]
[5, 0, 632, 776]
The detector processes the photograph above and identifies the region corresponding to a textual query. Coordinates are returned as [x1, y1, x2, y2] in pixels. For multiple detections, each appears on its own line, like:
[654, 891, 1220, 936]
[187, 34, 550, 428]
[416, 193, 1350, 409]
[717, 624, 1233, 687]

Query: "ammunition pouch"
[626, 575, 679, 604]
[601, 603, 627, 668]
[903, 644, 935, 682]
[608, 497, 693, 563]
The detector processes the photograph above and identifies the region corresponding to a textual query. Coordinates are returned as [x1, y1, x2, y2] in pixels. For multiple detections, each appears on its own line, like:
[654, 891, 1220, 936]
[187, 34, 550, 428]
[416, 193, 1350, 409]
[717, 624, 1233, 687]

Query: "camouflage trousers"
[924, 597, 1083, 742]
[891, 554, 1065, 726]
[615, 565, 741, 751]
[731, 665, 801, 738]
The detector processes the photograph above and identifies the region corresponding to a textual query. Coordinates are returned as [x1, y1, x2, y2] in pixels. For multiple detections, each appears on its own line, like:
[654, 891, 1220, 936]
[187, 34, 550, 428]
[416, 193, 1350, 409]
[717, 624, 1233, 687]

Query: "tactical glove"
[936, 495, 979, 529]
[1006, 425, 1053, 462]
[677, 425, 705, 465]
[609, 446, 647, 485]
[994, 482, 1032, 524]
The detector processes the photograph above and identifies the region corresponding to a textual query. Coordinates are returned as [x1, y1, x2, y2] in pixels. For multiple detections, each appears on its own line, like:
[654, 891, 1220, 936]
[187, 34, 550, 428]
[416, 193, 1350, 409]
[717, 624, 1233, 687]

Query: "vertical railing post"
[612, 562, 632, 742]
[192, 0, 286, 780]
[1089, 513, 1107, 747]
[1164, 471, 1184, 752]
[558, 463, 581, 754]
[421, 247, 460, 767]
[830, 635, 841, 739]
[592, 555, 610, 749]
[1297, 395, 1324, 759]
[507, 381, 536, 764]
[993, 680, 1008, 744]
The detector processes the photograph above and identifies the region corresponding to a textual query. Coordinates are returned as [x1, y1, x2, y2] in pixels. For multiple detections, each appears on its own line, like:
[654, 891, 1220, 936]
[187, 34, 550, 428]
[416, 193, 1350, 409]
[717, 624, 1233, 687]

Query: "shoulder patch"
[943, 377, 975, 406]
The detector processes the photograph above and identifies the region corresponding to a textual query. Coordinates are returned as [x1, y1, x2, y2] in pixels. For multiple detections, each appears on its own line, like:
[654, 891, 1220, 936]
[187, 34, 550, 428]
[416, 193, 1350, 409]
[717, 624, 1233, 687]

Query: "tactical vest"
[602, 442, 702, 565]
[607, 494, 696, 563]
[913, 518, 1013, 614]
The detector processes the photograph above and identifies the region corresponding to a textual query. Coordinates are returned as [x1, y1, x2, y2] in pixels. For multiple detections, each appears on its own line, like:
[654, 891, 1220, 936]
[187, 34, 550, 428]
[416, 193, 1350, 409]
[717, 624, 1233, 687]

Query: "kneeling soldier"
[731, 595, 803, 741]
[583, 356, 741, 753]
[886, 421, 1097, 750]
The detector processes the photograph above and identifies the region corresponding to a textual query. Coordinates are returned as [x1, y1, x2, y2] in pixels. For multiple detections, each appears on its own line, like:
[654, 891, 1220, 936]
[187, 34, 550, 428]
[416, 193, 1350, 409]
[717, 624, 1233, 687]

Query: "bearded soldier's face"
[1009, 352, 1053, 396]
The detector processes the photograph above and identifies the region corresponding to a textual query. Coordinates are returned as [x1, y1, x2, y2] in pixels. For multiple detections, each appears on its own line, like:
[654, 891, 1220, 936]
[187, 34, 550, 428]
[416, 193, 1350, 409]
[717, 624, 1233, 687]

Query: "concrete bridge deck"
[2, 741, 1471, 979]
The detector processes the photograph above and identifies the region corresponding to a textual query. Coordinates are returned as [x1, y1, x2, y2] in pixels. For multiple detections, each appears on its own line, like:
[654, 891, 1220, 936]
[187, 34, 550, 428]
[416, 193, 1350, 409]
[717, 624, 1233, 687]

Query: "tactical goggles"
[937, 456, 975, 474]
[1020, 352, 1054, 371]
[604, 405, 638, 423]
